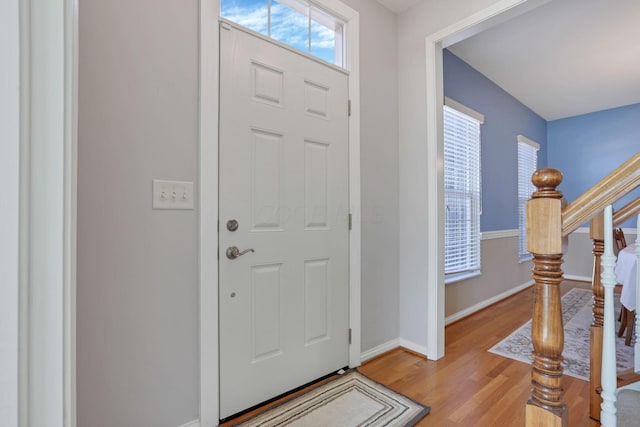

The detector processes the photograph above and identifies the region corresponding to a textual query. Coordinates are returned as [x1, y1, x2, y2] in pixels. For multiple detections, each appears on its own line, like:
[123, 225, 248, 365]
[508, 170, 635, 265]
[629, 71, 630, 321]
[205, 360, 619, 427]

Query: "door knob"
[226, 246, 255, 260]
[226, 219, 239, 231]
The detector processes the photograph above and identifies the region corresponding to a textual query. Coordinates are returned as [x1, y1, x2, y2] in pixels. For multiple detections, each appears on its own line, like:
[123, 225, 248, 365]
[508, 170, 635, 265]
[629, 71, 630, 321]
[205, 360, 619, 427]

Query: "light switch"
[153, 179, 194, 210]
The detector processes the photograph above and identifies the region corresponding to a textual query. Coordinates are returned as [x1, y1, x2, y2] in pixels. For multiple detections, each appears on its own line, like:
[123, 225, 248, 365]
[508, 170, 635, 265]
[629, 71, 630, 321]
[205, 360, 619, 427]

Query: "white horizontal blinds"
[517, 136, 540, 260]
[444, 105, 482, 276]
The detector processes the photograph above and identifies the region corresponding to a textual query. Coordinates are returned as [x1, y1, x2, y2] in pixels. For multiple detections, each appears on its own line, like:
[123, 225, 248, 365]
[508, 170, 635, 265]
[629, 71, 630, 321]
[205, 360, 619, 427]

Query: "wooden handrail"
[562, 152, 640, 236]
[526, 155, 640, 426]
[613, 197, 640, 226]
[589, 197, 640, 241]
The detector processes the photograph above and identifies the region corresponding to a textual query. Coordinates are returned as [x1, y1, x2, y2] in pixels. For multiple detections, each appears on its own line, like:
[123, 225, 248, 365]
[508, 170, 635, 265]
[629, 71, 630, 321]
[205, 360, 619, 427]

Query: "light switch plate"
[153, 179, 194, 210]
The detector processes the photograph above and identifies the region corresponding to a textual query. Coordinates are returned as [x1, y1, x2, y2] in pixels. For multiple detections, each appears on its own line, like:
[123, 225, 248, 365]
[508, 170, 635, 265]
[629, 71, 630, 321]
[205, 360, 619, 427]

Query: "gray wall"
[77, 1, 199, 426]
[340, 0, 400, 353]
[446, 236, 532, 317]
[77, 0, 398, 425]
[441, 47, 546, 319]
[563, 229, 638, 280]
[396, 0, 504, 349]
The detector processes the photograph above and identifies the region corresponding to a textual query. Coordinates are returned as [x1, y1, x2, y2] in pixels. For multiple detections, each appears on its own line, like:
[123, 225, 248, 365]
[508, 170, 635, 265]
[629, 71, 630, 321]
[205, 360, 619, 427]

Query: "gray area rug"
[233, 370, 430, 426]
[489, 288, 635, 380]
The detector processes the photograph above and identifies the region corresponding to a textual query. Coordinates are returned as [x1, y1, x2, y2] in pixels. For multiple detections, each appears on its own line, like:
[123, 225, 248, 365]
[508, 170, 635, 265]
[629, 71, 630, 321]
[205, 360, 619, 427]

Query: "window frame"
[443, 97, 484, 284]
[220, 0, 346, 67]
[517, 135, 540, 263]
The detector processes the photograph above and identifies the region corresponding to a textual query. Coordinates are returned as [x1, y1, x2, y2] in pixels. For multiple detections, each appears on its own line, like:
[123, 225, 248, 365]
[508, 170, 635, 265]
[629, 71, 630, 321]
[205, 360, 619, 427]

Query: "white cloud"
[221, 4, 269, 34]
[311, 23, 336, 49]
[221, 1, 336, 54]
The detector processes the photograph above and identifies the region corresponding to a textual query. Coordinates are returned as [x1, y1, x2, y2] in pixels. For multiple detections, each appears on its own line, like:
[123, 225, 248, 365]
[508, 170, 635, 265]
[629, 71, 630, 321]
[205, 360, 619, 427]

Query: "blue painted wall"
[548, 103, 640, 227]
[443, 49, 548, 232]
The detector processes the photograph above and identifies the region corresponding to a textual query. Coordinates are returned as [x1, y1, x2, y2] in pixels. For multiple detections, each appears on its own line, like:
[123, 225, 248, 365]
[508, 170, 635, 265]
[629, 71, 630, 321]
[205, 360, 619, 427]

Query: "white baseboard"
[360, 339, 400, 362]
[564, 275, 592, 283]
[445, 280, 534, 325]
[619, 380, 640, 392]
[361, 338, 431, 361]
[573, 227, 637, 235]
[178, 420, 200, 427]
[398, 339, 427, 357]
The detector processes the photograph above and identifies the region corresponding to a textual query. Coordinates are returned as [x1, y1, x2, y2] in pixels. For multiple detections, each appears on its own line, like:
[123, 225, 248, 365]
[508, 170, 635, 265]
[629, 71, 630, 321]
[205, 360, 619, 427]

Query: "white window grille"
[220, 0, 345, 67]
[444, 99, 483, 282]
[517, 135, 539, 262]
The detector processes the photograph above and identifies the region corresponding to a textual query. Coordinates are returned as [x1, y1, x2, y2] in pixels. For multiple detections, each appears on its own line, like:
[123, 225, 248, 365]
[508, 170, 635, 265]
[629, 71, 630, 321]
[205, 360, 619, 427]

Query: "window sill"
[445, 270, 481, 285]
[518, 254, 533, 264]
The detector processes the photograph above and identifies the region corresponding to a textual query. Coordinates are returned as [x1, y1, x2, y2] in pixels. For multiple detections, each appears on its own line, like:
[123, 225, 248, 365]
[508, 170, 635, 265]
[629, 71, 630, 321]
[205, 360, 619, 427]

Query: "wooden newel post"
[589, 213, 605, 421]
[525, 168, 568, 427]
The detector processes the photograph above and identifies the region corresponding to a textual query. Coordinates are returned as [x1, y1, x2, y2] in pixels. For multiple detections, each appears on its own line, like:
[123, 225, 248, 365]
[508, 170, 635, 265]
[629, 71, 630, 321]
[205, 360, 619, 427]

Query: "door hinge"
[348, 213, 352, 230]
[348, 328, 352, 344]
[348, 99, 351, 117]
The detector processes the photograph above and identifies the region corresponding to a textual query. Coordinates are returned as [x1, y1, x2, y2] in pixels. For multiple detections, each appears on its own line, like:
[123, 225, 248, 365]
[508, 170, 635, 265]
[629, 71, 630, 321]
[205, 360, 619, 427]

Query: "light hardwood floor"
[359, 280, 597, 426]
[222, 280, 599, 426]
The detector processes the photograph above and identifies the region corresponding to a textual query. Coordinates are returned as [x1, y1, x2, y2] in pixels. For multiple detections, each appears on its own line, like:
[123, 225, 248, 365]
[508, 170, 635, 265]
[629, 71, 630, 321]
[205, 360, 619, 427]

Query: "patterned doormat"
[489, 288, 635, 380]
[232, 370, 430, 426]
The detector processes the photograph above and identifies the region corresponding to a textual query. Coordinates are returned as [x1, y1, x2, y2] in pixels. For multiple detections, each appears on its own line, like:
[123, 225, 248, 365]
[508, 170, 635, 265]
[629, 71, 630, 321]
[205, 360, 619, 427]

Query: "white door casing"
[219, 24, 350, 418]
[199, 1, 360, 424]
[423, 0, 550, 359]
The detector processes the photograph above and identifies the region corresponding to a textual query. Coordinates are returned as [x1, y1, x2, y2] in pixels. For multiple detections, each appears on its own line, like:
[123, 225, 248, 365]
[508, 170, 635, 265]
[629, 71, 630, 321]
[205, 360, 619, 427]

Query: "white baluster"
[601, 205, 617, 426]
[635, 214, 640, 373]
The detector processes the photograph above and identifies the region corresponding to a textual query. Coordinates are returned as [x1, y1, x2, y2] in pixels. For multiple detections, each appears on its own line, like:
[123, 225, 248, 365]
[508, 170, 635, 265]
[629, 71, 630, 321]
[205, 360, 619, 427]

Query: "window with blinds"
[517, 136, 540, 262]
[444, 102, 482, 281]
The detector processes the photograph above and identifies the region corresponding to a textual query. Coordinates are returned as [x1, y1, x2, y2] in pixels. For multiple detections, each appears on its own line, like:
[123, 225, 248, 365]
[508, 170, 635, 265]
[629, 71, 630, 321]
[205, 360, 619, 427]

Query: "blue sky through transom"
[221, 0, 338, 65]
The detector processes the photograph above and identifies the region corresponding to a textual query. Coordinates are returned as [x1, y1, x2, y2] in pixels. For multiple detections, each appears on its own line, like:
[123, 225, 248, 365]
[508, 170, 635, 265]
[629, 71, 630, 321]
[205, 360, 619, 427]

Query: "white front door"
[219, 24, 350, 418]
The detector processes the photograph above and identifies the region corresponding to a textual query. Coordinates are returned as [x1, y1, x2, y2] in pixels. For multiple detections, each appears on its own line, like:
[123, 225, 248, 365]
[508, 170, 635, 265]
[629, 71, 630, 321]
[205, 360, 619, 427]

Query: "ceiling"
[379, 0, 640, 121]
[376, 0, 420, 14]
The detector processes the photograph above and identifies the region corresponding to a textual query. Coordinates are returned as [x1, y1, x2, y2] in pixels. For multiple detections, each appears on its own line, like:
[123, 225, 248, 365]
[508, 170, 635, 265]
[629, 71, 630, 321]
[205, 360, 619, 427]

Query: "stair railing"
[589, 197, 640, 420]
[600, 205, 617, 425]
[525, 152, 640, 427]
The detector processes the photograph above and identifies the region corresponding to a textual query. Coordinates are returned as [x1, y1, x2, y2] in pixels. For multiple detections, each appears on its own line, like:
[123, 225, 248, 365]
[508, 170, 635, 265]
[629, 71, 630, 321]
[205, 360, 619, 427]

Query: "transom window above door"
[221, 0, 345, 67]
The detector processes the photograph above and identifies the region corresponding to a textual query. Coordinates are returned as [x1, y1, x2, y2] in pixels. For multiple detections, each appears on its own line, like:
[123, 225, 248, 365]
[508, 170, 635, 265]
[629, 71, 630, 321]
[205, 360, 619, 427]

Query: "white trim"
[564, 275, 592, 283]
[360, 339, 400, 363]
[618, 381, 640, 392]
[518, 254, 533, 263]
[480, 229, 519, 240]
[562, 225, 639, 236]
[398, 339, 428, 358]
[365, 280, 538, 361]
[425, 31, 445, 361]
[444, 96, 485, 124]
[445, 280, 534, 325]
[64, 1, 79, 425]
[199, 1, 220, 426]
[219, 18, 348, 75]
[635, 215, 640, 373]
[19, 0, 77, 425]
[445, 270, 481, 285]
[311, 0, 362, 370]
[199, 1, 361, 424]
[1, 0, 20, 423]
[425, 0, 550, 361]
[178, 420, 201, 427]
[573, 226, 637, 235]
[619, 228, 637, 235]
[517, 134, 540, 150]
